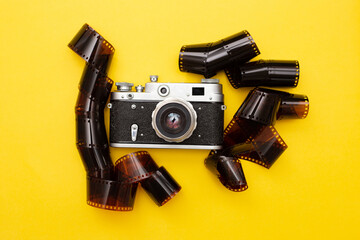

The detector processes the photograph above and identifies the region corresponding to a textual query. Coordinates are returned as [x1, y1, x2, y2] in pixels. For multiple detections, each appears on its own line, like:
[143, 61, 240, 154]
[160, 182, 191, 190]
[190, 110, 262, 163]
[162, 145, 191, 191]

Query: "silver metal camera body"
[108, 76, 225, 150]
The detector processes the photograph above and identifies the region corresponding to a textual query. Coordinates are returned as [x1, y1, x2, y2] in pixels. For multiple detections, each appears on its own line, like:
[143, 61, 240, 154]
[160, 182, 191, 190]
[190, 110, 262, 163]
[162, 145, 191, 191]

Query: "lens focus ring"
[151, 98, 197, 143]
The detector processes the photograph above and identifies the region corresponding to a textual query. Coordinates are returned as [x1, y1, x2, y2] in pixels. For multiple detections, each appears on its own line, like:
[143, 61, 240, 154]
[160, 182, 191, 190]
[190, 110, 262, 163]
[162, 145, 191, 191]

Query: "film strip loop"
[223, 30, 260, 88]
[115, 152, 181, 206]
[86, 151, 181, 209]
[70, 24, 181, 211]
[276, 93, 309, 120]
[236, 88, 282, 126]
[179, 30, 260, 78]
[205, 154, 248, 192]
[114, 151, 156, 183]
[68, 24, 114, 74]
[140, 166, 182, 206]
[225, 60, 300, 88]
[232, 125, 288, 169]
[72, 24, 115, 181]
[205, 87, 309, 191]
[87, 176, 138, 211]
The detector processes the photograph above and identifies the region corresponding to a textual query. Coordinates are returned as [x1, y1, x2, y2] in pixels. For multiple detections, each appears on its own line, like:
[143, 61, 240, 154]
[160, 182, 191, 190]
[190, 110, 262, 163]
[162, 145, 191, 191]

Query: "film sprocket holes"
[179, 30, 260, 78]
[178, 30, 309, 191]
[205, 88, 309, 191]
[70, 24, 181, 211]
[179, 32, 301, 89]
[109, 76, 225, 150]
[69, 22, 310, 208]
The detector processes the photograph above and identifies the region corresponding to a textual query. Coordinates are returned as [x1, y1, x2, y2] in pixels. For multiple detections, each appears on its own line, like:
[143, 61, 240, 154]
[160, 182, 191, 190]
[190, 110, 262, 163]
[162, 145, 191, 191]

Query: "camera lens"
[160, 108, 188, 136]
[156, 103, 191, 139]
[152, 98, 197, 142]
[164, 112, 183, 132]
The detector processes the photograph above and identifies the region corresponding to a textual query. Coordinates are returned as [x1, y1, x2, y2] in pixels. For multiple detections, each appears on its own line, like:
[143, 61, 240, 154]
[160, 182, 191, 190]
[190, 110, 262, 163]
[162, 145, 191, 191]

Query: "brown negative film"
[113, 151, 181, 206]
[114, 151, 159, 183]
[76, 115, 108, 148]
[222, 142, 255, 158]
[224, 64, 242, 89]
[179, 30, 260, 78]
[218, 158, 248, 192]
[277, 94, 309, 120]
[205, 154, 248, 192]
[224, 60, 300, 88]
[205, 87, 308, 191]
[70, 24, 118, 209]
[68, 24, 99, 61]
[235, 125, 287, 168]
[219, 30, 260, 63]
[77, 146, 113, 178]
[68, 24, 114, 74]
[178, 43, 210, 75]
[78, 64, 114, 104]
[235, 88, 281, 126]
[140, 166, 182, 206]
[75, 92, 103, 118]
[223, 117, 264, 149]
[87, 176, 138, 211]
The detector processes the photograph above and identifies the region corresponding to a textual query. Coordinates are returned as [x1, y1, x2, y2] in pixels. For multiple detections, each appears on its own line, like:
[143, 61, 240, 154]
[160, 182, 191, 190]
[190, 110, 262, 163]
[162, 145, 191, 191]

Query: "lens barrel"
[152, 98, 197, 143]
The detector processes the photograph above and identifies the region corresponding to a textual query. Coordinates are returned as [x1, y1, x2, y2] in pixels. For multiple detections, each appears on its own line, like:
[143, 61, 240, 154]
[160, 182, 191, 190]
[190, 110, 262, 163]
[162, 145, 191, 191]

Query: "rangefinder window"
[192, 87, 205, 96]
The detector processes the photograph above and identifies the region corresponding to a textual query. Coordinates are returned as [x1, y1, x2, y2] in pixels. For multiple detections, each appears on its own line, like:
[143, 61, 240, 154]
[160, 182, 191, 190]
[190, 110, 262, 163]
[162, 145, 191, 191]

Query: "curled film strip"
[225, 60, 300, 89]
[205, 88, 309, 191]
[70, 24, 181, 210]
[179, 30, 260, 78]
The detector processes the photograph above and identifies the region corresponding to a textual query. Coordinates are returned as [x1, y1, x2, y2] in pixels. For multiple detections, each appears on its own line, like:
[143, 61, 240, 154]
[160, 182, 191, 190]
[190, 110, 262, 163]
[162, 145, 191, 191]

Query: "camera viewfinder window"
[192, 87, 205, 96]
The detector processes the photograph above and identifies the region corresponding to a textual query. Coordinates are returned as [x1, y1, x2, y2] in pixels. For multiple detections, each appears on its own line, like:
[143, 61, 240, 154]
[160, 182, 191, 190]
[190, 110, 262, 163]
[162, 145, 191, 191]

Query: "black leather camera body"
[109, 76, 225, 150]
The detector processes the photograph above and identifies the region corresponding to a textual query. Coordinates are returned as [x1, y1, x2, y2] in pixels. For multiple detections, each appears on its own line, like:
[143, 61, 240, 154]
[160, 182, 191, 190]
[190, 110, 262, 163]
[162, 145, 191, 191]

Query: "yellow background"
[1, 0, 359, 239]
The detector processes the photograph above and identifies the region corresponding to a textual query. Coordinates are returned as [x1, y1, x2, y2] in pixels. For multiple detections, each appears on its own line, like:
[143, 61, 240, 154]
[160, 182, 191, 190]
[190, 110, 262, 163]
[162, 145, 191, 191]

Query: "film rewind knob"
[201, 79, 219, 84]
[116, 82, 134, 92]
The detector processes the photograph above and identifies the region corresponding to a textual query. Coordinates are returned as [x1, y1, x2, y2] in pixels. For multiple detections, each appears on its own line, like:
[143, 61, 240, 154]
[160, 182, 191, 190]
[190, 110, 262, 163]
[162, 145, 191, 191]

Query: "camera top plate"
[111, 78, 224, 103]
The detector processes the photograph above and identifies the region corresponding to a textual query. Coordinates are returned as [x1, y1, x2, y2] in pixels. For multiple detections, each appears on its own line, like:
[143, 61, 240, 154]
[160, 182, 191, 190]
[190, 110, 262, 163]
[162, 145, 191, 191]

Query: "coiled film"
[179, 30, 260, 78]
[70, 24, 181, 210]
[205, 87, 309, 191]
[277, 93, 309, 120]
[235, 88, 282, 126]
[113, 151, 180, 206]
[70, 24, 115, 180]
[86, 151, 181, 210]
[205, 153, 248, 192]
[141, 166, 182, 206]
[68, 24, 114, 74]
[225, 60, 300, 88]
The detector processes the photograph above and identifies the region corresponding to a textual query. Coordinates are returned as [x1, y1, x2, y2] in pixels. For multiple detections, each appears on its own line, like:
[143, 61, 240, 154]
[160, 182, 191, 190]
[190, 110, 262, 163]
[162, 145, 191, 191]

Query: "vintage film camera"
[70, 24, 310, 211]
[108, 76, 225, 150]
